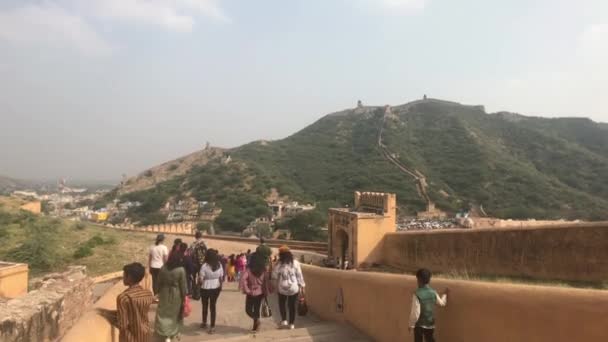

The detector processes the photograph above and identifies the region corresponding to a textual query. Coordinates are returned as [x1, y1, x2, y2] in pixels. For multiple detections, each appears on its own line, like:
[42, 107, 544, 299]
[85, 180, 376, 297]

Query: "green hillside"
[117, 99, 608, 230]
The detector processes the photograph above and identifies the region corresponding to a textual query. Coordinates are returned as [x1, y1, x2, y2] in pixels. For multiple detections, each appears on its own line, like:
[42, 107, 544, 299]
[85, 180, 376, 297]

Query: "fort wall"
[0, 262, 28, 299]
[0, 266, 93, 342]
[62, 272, 151, 342]
[381, 222, 608, 282]
[470, 217, 581, 229]
[301, 265, 608, 342]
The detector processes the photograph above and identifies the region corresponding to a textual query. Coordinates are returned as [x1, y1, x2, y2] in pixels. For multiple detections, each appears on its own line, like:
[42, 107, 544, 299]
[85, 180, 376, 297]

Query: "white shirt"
[272, 260, 306, 296]
[149, 244, 168, 269]
[199, 263, 224, 290]
[408, 292, 448, 329]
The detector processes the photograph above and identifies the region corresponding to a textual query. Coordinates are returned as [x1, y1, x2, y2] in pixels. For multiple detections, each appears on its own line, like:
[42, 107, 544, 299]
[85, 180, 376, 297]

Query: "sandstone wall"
[0, 266, 94, 342]
[382, 222, 608, 282]
[0, 262, 28, 299]
[470, 217, 580, 229]
[301, 265, 608, 342]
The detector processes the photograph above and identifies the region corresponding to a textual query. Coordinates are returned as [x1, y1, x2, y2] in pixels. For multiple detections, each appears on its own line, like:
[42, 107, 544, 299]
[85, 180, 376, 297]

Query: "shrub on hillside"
[86, 235, 105, 247]
[74, 222, 86, 230]
[73, 245, 93, 259]
[7, 219, 60, 271]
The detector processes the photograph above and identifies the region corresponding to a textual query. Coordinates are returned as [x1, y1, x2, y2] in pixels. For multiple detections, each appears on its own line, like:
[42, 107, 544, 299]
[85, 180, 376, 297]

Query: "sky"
[0, 0, 607, 181]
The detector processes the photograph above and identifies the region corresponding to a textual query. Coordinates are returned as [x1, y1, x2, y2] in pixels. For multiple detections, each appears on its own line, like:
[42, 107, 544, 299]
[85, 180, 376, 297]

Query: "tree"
[255, 222, 273, 239]
[276, 210, 327, 242]
[196, 221, 211, 232]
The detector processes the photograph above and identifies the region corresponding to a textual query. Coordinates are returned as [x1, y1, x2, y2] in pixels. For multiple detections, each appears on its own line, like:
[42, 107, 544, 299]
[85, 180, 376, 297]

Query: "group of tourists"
[115, 234, 306, 342]
[117, 232, 448, 342]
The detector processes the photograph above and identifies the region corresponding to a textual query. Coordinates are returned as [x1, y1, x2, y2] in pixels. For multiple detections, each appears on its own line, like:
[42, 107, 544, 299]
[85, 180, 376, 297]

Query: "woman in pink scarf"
[235, 253, 247, 282]
[240, 252, 272, 332]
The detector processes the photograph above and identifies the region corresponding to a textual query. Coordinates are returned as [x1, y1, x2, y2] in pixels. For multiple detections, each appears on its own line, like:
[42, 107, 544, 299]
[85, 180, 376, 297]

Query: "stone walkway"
[150, 281, 370, 342]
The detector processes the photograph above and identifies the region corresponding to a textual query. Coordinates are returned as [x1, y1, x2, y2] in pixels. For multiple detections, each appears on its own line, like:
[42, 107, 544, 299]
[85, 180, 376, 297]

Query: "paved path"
[145, 238, 368, 341]
[149, 281, 370, 342]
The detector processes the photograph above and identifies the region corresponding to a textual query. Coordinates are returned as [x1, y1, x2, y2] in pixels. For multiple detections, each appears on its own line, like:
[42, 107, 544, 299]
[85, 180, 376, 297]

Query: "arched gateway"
[328, 192, 397, 268]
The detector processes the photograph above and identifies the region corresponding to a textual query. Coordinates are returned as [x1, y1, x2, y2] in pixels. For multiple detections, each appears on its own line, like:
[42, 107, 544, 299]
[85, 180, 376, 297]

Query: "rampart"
[115, 222, 195, 234]
[0, 266, 93, 342]
[301, 265, 608, 342]
[62, 271, 151, 342]
[381, 222, 608, 282]
[470, 217, 581, 229]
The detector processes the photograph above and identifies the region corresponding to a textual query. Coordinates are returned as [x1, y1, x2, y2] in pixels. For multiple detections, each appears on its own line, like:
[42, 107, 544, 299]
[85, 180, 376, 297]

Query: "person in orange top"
[116, 262, 155, 342]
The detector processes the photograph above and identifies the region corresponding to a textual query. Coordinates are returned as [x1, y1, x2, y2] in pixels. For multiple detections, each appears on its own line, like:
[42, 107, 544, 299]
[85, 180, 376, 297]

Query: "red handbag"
[182, 296, 192, 318]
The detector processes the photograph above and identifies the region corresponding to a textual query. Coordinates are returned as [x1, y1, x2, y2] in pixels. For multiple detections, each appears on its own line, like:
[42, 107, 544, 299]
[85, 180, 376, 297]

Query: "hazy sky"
[1, 0, 607, 181]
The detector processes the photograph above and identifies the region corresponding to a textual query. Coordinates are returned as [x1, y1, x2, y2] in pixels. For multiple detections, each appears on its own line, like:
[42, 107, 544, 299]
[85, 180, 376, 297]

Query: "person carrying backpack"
[189, 231, 208, 294]
[272, 246, 305, 330]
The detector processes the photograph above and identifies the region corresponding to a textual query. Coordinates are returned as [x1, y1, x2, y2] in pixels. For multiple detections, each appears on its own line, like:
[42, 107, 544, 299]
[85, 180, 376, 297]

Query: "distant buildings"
[269, 201, 315, 220]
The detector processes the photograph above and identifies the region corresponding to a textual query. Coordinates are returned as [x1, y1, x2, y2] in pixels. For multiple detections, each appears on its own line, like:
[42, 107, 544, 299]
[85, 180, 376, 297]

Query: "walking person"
[240, 252, 272, 333]
[189, 231, 208, 291]
[272, 246, 305, 330]
[220, 254, 228, 282]
[116, 262, 155, 342]
[227, 255, 236, 282]
[168, 238, 183, 259]
[149, 234, 168, 296]
[255, 238, 272, 266]
[180, 242, 196, 295]
[154, 244, 188, 342]
[235, 253, 246, 282]
[199, 249, 224, 334]
[408, 268, 449, 342]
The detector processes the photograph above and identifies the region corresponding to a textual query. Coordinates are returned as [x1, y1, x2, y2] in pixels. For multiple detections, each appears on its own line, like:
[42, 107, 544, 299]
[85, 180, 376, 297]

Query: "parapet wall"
[470, 217, 581, 229]
[381, 222, 608, 282]
[109, 222, 195, 234]
[301, 265, 608, 342]
[0, 266, 93, 342]
[0, 262, 28, 299]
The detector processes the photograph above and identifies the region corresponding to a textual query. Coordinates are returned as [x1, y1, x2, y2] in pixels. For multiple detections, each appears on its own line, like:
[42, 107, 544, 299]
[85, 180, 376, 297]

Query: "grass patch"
[0, 199, 160, 277]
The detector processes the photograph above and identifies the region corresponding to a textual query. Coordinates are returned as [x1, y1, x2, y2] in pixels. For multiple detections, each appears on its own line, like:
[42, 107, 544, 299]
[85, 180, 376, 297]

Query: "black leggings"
[150, 267, 161, 295]
[278, 292, 298, 324]
[414, 327, 435, 342]
[201, 288, 221, 327]
[245, 294, 264, 320]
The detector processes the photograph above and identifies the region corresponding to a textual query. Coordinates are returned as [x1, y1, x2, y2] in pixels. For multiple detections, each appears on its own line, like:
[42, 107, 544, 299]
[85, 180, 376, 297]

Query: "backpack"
[192, 241, 207, 267]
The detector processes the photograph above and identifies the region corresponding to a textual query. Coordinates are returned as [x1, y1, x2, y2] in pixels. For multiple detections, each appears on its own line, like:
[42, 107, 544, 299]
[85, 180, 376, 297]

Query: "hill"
[0, 196, 161, 276]
[113, 98, 608, 230]
[0, 176, 24, 194]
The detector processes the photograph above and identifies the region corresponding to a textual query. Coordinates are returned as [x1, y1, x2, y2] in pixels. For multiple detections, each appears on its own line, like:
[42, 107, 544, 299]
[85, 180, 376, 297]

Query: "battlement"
[354, 191, 396, 216]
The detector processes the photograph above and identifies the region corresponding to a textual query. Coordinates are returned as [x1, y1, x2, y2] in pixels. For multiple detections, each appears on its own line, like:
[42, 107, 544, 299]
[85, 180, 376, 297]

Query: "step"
[203, 323, 368, 342]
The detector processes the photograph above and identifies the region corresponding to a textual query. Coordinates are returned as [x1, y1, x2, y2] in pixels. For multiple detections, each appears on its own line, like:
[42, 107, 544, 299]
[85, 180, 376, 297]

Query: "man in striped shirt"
[117, 262, 155, 342]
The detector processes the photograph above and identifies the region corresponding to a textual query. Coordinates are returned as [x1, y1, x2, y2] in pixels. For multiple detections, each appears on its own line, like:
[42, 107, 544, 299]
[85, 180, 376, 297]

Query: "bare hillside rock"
[119, 147, 225, 195]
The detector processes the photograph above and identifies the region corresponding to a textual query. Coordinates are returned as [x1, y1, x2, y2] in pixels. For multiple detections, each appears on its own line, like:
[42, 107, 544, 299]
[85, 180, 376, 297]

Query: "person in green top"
[408, 268, 449, 342]
[154, 243, 188, 341]
[255, 238, 272, 266]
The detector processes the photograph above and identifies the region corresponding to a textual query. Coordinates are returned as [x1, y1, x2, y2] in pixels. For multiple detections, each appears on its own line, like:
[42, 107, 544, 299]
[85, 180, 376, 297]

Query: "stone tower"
[327, 192, 397, 268]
